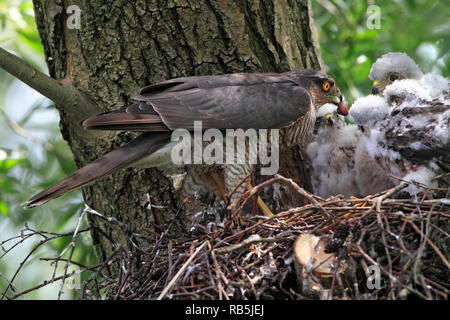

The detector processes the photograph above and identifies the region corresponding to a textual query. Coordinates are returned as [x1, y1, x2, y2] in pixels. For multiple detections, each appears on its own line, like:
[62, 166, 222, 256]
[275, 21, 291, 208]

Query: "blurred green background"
[0, 0, 448, 299]
[313, 0, 449, 101]
[0, 0, 96, 299]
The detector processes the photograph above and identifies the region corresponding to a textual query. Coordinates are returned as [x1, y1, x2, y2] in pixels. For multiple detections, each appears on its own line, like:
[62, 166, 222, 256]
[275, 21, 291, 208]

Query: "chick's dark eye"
[389, 74, 399, 82]
[389, 95, 402, 105]
[393, 97, 402, 104]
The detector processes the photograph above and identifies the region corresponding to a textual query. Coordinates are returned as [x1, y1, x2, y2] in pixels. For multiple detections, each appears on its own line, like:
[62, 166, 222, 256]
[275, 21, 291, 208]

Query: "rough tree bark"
[31, 0, 323, 276]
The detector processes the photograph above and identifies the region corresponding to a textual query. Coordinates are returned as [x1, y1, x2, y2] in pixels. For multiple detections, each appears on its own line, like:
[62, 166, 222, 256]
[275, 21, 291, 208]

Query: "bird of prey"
[369, 52, 449, 99]
[26, 69, 348, 209]
[350, 79, 449, 195]
[307, 104, 393, 198]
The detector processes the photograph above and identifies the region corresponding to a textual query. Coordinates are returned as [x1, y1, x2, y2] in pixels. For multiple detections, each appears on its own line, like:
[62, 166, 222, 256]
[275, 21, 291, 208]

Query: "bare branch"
[0, 47, 97, 120]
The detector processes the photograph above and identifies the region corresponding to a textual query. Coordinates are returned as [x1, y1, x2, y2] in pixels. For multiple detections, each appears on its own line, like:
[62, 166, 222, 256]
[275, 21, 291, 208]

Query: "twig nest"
[294, 234, 337, 278]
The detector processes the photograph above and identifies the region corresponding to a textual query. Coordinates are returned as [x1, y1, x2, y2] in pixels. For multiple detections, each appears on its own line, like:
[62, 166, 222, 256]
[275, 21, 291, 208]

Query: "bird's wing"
[385, 102, 450, 165]
[83, 73, 312, 131]
[82, 103, 170, 131]
[26, 132, 171, 208]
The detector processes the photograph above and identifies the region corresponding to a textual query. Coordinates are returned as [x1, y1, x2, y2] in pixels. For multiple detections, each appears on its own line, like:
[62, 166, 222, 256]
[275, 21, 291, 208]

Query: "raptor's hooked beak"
[332, 92, 349, 116]
[372, 80, 380, 94]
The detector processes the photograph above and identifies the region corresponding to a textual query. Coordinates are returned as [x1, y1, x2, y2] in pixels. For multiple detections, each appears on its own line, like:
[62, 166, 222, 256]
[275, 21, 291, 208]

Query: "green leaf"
[0, 201, 10, 216]
[0, 158, 24, 173]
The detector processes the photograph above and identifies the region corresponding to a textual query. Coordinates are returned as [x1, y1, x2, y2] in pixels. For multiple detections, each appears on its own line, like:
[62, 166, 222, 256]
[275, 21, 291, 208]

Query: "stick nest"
[81, 175, 449, 300]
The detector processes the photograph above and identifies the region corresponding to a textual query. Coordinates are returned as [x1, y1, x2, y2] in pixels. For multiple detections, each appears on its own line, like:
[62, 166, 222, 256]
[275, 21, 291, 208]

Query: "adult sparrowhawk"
[26, 69, 348, 208]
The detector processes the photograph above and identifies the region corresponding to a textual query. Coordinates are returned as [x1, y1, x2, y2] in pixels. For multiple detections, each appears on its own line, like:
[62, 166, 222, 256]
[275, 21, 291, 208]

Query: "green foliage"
[0, 0, 96, 300]
[0, 0, 44, 67]
[312, 0, 449, 103]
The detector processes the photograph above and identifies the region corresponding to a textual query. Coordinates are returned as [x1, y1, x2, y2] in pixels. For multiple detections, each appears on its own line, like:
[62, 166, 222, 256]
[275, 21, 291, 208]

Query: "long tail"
[26, 132, 171, 208]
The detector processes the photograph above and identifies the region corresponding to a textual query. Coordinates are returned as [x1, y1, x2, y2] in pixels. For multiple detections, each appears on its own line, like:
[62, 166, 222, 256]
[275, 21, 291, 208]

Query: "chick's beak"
[372, 80, 380, 94]
[325, 113, 334, 125]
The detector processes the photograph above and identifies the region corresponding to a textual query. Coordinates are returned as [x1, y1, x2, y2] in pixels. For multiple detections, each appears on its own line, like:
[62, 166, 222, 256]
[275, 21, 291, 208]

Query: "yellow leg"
[209, 171, 247, 226]
[341, 196, 370, 219]
[246, 183, 274, 217]
[212, 171, 274, 222]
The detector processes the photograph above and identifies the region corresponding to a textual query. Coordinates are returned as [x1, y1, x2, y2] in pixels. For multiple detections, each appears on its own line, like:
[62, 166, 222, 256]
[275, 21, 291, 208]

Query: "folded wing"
[82, 73, 312, 131]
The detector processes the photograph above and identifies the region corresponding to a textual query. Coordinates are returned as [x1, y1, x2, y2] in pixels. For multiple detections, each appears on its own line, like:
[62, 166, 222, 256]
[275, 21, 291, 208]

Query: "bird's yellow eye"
[322, 81, 332, 92]
[389, 73, 399, 82]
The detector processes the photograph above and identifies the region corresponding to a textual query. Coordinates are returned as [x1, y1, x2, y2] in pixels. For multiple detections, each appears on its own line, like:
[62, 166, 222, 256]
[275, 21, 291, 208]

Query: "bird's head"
[369, 52, 423, 94]
[384, 79, 431, 107]
[349, 95, 390, 134]
[315, 103, 342, 127]
[312, 104, 344, 136]
[300, 70, 349, 116]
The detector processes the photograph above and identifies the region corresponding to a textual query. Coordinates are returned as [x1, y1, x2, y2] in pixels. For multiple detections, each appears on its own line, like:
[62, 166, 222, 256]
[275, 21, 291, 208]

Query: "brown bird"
[26, 69, 348, 208]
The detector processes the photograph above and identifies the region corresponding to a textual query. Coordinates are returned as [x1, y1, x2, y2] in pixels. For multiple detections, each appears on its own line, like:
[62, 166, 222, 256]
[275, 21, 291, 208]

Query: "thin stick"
[56, 208, 86, 299]
[157, 241, 210, 300]
[275, 174, 331, 220]
[407, 220, 450, 270]
[214, 235, 294, 254]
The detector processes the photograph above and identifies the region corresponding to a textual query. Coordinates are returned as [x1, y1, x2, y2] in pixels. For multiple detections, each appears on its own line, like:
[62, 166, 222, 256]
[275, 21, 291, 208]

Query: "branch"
[0, 46, 97, 119]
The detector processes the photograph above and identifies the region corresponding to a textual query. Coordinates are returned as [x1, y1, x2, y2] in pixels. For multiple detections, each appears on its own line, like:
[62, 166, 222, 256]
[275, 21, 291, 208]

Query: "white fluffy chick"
[351, 80, 450, 195]
[383, 80, 450, 167]
[307, 104, 393, 198]
[349, 95, 391, 127]
[369, 52, 449, 99]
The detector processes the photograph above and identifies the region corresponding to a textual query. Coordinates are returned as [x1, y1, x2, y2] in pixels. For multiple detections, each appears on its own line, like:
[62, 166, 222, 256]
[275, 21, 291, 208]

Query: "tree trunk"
[32, 0, 323, 278]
